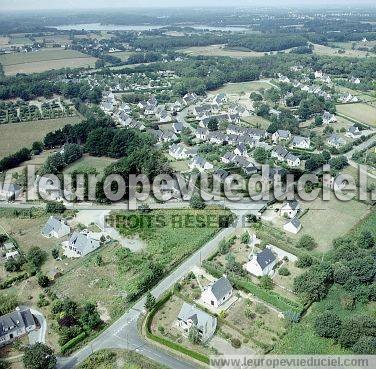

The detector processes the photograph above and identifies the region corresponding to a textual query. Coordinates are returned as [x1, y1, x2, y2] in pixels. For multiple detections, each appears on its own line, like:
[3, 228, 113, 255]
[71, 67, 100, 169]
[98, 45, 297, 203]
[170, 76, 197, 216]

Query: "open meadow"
[178, 44, 267, 58]
[0, 48, 97, 75]
[212, 80, 272, 95]
[63, 155, 117, 174]
[313, 43, 370, 58]
[0, 116, 82, 159]
[336, 103, 376, 127]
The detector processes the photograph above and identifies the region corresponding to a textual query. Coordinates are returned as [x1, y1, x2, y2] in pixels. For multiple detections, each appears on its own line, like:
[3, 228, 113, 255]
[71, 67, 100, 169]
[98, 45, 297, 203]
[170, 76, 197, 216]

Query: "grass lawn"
[0, 116, 82, 159]
[313, 43, 369, 58]
[336, 103, 376, 127]
[63, 155, 117, 174]
[106, 51, 133, 61]
[212, 81, 271, 95]
[0, 48, 97, 75]
[77, 349, 167, 369]
[297, 196, 370, 252]
[178, 44, 267, 58]
[242, 115, 271, 129]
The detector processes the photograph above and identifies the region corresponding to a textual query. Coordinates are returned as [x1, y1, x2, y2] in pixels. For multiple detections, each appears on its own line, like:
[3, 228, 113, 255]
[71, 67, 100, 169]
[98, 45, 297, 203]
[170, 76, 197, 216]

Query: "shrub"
[278, 267, 290, 276]
[314, 311, 342, 339]
[231, 337, 241, 348]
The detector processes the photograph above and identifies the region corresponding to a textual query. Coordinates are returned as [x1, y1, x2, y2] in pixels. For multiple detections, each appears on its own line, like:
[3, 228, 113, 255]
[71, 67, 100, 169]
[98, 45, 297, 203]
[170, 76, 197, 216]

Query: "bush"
[60, 332, 87, 354]
[296, 234, 317, 250]
[231, 337, 241, 348]
[314, 311, 342, 339]
[278, 267, 290, 276]
[295, 254, 314, 268]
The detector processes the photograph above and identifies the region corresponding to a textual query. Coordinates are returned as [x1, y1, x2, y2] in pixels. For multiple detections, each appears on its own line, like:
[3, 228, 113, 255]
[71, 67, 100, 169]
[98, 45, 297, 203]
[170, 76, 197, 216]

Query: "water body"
[53, 23, 249, 32]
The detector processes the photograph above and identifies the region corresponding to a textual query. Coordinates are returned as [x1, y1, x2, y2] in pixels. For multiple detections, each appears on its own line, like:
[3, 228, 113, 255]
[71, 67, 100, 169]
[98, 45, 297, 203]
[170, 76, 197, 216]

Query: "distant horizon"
[1, 0, 376, 12]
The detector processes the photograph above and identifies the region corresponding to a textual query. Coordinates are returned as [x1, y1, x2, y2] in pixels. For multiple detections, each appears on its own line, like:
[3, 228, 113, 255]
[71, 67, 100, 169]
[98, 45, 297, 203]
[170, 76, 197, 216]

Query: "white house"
[67, 231, 101, 258]
[327, 134, 346, 149]
[279, 199, 300, 219]
[244, 247, 277, 277]
[346, 125, 361, 139]
[176, 302, 217, 343]
[41, 216, 70, 238]
[272, 130, 291, 143]
[283, 217, 302, 234]
[322, 111, 337, 124]
[201, 276, 233, 308]
[0, 183, 22, 201]
[291, 136, 310, 150]
[189, 156, 213, 172]
[195, 128, 209, 140]
[285, 153, 301, 167]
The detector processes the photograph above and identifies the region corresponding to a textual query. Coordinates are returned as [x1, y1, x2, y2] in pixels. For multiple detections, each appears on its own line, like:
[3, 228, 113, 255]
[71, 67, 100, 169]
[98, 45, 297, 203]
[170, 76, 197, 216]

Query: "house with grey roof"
[272, 130, 291, 143]
[271, 145, 288, 162]
[0, 183, 22, 201]
[195, 128, 209, 140]
[221, 152, 236, 164]
[346, 125, 361, 139]
[244, 247, 277, 277]
[285, 153, 301, 167]
[290, 136, 310, 150]
[202, 276, 233, 308]
[0, 307, 36, 347]
[322, 111, 337, 124]
[327, 134, 346, 149]
[41, 216, 70, 239]
[280, 199, 300, 219]
[172, 121, 183, 134]
[283, 217, 302, 234]
[176, 302, 217, 342]
[67, 231, 101, 257]
[189, 156, 213, 172]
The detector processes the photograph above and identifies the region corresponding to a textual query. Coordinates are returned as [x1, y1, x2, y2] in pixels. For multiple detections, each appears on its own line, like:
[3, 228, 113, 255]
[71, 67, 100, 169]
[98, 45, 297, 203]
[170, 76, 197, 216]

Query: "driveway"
[28, 309, 47, 345]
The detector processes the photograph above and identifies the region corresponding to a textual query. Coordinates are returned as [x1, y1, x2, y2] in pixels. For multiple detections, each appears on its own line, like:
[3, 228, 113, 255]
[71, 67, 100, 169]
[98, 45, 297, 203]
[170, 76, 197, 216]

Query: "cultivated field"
[336, 103, 376, 127]
[313, 43, 370, 58]
[0, 116, 82, 159]
[106, 51, 133, 61]
[0, 48, 97, 75]
[179, 44, 267, 58]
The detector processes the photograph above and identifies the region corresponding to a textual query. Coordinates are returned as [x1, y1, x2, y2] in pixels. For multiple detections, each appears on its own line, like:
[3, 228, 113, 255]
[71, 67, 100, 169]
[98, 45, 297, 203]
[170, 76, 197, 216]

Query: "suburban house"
[67, 232, 101, 257]
[0, 183, 22, 201]
[0, 307, 36, 347]
[290, 136, 310, 150]
[212, 93, 227, 106]
[327, 134, 346, 149]
[283, 217, 302, 234]
[176, 302, 217, 343]
[5, 251, 19, 260]
[244, 247, 277, 277]
[346, 125, 361, 139]
[189, 156, 213, 172]
[195, 128, 209, 140]
[279, 199, 300, 218]
[285, 153, 301, 167]
[339, 93, 358, 104]
[169, 143, 197, 160]
[322, 111, 337, 124]
[41, 216, 70, 238]
[271, 145, 288, 162]
[272, 130, 291, 143]
[172, 121, 183, 134]
[201, 276, 233, 308]
[234, 143, 248, 157]
[221, 152, 236, 164]
[183, 92, 197, 106]
[350, 77, 361, 84]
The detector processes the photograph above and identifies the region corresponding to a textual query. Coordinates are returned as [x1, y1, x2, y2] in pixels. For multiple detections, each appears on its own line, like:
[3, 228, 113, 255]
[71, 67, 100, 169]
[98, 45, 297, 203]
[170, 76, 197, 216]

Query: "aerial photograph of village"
[0, 1, 375, 369]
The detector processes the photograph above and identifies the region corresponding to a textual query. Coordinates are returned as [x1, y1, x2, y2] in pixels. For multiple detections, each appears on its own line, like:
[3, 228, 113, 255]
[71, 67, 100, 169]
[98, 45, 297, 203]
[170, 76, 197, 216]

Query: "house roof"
[256, 248, 276, 270]
[273, 145, 288, 158]
[209, 276, 232, 302]
[287, 216, 301, 229]
[0, 307, 34, 339]
[41, 216, 68, 236]
[69, 232, 100, 255]
[177, 302, 216, 331]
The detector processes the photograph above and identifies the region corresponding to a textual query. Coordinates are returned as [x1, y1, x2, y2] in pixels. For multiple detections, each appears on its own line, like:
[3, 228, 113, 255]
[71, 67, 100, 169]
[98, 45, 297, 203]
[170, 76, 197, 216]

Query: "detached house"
[0, 307, 36, 347]
[189, 156, 213, 172]
[322, 111, 337, 124]
[346, 125, 361, 139]
[41, 216, 70, 239]
[0, 183, 22, 201]
[271, 145, 288, 162]
[244, 247, 277, 277]
[172, 121, 183, 134]
[285, 153, 300, 167]
[279, 199, 300, 219]
[291, 136, 310, 150]
[272, 130, 291, 143]
[195, 128, 209, 141]
[327, 134, 346, 149]
[202, 276, 233, 308]
[67, 232, 101, 258]
[176, 303, 217, 343]
[283, 217, 302, 234]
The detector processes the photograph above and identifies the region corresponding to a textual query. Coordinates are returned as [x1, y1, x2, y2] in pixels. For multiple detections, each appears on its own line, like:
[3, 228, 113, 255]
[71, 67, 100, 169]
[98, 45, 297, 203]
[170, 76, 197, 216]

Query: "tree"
[314, 116, 323, 126]
[95, 255, 103, 266]
[329, 156, 348, 170]
[352, 336, 376, 354]
[41, 153, 65, 175]
[296, 234, 317, 250]
[357, 230, 374, 249]
[62, 143, 83, 165]
[31, 141, 44, 154]
[190, 194, 206, 209]
[295, 255, 313, 268]
[259, 276, 273, 290]
[46, 202, 66, 214]
[207, 117, 218, 131]
[314, 311, 342, 339]
[333, 264, 351, 285]
[145, 292, 156, 311]
[4, 256, 25, 272]
[51, 248, 59, 260]
[37, 274, 50, 288]
[188, 325, 201, 344]
[253, 147, 268, 164]
[26, 247, 47, 270]
[339, 315, 376, 348]
[80, 303, 101, 329]
[278, 267, 290, 276]
[23, 343, 56, 369]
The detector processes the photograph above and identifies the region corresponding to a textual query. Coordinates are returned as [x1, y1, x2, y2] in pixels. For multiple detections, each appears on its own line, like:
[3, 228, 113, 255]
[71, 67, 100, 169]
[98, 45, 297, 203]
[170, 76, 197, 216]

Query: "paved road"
[56, 210, 253, 369]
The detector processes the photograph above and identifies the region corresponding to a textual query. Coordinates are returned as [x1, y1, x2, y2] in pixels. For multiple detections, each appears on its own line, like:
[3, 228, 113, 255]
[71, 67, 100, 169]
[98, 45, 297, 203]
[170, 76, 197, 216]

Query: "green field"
[179, 44, 267, 58]
[0, 116, 82, 159]
[212, 80, 272, 95]
[313, 43, 369, 58]
[336, 103, 376, 127]
[106, 51, 133, 61]
[63, 155, 117, 174]
[0, 48, 97, 75]
[298, 196, 370, 252]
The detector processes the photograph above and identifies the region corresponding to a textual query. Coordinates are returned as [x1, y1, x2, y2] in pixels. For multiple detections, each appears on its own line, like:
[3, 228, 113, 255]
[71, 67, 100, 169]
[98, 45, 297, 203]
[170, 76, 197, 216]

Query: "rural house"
[202, 276, 233, 308]
[67, 232, 101, 257]
[279, 199, 300, 218]
[41, 216, 70, 238]
[244, 247, 277, 277]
